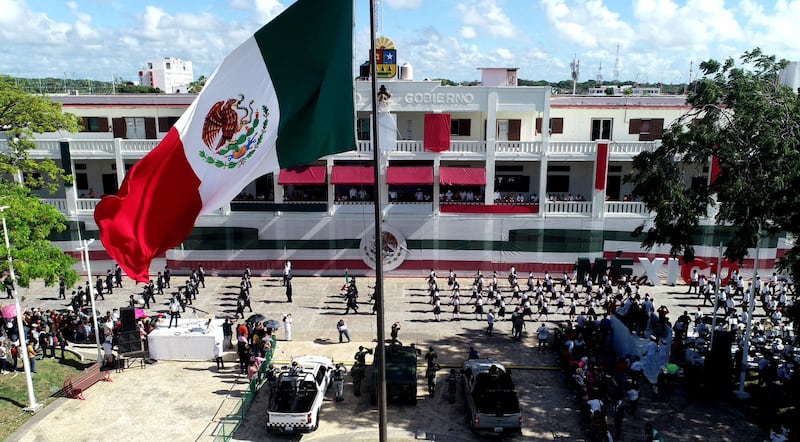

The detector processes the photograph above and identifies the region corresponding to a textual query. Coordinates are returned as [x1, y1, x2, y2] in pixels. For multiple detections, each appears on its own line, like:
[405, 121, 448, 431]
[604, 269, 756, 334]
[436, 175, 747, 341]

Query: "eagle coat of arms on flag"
[199, 94, 270, 169]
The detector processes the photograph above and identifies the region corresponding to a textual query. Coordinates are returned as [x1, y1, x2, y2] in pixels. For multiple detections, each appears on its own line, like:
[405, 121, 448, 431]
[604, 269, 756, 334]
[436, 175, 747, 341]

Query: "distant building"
[478, 68, 518, 87]
[138, 57, 194, 93]
[588, 85, 661, 96]
[779, 61, 800, 93]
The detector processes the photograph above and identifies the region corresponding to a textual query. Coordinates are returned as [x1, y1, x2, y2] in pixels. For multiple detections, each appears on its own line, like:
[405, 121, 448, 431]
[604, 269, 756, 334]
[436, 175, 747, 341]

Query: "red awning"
[330, 165, 375, 185]
[439, 167, 486, 185]
[386, 167, 433, 185]
[278, 166, 327, 185]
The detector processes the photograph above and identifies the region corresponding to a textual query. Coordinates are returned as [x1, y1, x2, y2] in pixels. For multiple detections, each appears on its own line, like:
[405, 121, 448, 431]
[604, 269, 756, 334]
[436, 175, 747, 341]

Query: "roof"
[551, 94, 689, 108]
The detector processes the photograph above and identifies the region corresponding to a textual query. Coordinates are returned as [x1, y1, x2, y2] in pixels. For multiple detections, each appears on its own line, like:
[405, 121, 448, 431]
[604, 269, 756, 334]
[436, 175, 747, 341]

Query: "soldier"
[114, 264, 123, 288]
[105, 270, 114, 295]
[163, 265, 171, 288]
[425, 364, 439, 397]
[58, 277, 66, 300]
[156, 272, 165, 295]
[354, 346, 372, 365]
[424, 347, 438, 368]
[351, 361, 366, 396]
[95, 276, 105, 300]
[447, 368, 459, 404]
[266, 363, 280, 396]
[333, 363, 347, 402]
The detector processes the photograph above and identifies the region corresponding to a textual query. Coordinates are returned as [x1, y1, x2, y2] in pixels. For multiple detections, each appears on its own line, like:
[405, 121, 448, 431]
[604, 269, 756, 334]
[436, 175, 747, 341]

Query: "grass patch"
[0, 352, 93, 440]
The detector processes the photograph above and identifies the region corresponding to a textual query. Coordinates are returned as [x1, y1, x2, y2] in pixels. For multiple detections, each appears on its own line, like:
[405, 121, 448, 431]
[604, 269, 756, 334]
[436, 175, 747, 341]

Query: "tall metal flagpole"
[369, 1, 388, 439]
[709, 242, 723, 350]
[1, 206, 40, 412]
[735, 229, 760, 400]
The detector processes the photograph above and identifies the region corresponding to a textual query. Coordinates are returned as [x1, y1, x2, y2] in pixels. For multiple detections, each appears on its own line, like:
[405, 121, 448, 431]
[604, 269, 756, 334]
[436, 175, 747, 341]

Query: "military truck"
[462, 359, 522, 436]
[371, 342, 418, 405]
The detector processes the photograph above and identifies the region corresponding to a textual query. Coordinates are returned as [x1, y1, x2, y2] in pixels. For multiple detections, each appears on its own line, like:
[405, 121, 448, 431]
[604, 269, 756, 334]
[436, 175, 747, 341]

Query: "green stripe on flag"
[254, 0, 356, 169]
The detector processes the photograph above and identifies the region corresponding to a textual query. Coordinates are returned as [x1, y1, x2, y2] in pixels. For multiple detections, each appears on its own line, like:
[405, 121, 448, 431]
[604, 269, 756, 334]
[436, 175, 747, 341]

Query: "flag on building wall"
[424, 113, 451, 153]
[594, 142, 609, 190]
[94, 0, 355, 282]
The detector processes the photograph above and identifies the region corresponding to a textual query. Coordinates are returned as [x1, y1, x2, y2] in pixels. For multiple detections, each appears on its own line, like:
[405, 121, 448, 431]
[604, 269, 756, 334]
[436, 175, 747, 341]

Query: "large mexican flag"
[95, 0, 356, 282]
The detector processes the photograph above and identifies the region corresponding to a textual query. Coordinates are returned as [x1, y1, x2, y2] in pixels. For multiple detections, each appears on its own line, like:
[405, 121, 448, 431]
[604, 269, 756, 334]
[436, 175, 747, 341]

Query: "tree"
[626, 49, 800, 276]
[0, 75, 83, 287]
[188, 75, 207, 93]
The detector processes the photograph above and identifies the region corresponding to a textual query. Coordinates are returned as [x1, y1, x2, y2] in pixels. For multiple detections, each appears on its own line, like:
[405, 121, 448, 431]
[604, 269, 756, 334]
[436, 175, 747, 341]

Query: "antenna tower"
[613, 43, 620, 83]
[685, 59, 693, 94]
[570, 55, 580, 94]
[597, 62, 604, 85]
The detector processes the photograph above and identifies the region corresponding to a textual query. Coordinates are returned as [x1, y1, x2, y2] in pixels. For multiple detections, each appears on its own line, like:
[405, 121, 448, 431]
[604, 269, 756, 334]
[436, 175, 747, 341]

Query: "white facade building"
[138, 57, 194, 94]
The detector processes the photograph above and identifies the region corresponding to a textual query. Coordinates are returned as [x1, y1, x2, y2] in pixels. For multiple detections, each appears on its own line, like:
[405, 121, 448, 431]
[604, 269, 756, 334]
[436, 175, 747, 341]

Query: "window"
[546, 175, 570, 193]
[357, 118, 370, 140]
[628, 118, 664, 141]
[158, 117, 180, 132]
[76, 173, 89, 190]
[535, 117, 564, 134]
[591, 119, 612, 140]
[166, 62, 171, 69]
[450, 119, 471, 136]
[81, 117, 108, 133]
[496, 119, 521, 141]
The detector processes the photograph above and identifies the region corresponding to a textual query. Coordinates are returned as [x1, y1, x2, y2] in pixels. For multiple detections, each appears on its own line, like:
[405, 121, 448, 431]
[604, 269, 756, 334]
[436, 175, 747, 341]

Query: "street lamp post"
[77, 238, 103, 363]
[0, 206, 41, 412]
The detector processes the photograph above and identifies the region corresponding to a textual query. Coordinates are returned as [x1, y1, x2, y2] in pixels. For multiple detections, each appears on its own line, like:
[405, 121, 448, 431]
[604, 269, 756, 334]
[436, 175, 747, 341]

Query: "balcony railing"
[544, 201, 592, 215]
[41, 198, 68, 211]
[495, 141, 542, 154]
[548, 142, 596, 155]
[70, 140, 116, 156]
[604, 201, 649, 216]
[122, 139, 160, 154]
[77, 198, 100, 212]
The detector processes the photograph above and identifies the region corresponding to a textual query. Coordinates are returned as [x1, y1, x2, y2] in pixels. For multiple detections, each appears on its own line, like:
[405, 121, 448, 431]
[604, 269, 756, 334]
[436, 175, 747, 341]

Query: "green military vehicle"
[371, 342, 418, 405]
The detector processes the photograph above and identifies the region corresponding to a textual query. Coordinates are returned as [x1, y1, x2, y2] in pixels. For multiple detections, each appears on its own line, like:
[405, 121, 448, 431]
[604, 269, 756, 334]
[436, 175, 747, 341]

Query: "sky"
[1, 0, 799, 85]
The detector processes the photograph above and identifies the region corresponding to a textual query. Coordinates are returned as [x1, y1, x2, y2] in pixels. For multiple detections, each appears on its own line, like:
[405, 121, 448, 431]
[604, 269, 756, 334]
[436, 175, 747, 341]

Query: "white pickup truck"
[265, 355, 334, 434]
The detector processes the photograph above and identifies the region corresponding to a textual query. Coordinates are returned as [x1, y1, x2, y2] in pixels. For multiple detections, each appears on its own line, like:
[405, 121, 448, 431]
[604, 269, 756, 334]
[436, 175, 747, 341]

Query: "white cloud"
[632, 0, 743, 50]
[496, 48, 514, 61]
[385, 0, 423, 9]
[540, 0, 635, 49]
[738, 0, 800, 61]
[460, 26, 477, 39]
[457, 0, 518, 39]
[253, 0, 286, 22]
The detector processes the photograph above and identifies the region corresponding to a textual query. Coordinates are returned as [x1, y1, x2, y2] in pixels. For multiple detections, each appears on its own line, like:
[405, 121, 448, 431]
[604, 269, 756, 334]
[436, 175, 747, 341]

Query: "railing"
[122, 139, 160, 154]
[609, 141, 656, 155]
[212, 336, 277, 441]
[544, 201, 592, 215]
[604, 201, 649, 216]
[77, 198, 100, 212]
[548, 141, 596, 155]
[70, 140, 115, 155]
[496, 141, 542, 154]
[356, 139, 486, 154]
[0, 139, 62, 158]
[41, 198, 68, 211]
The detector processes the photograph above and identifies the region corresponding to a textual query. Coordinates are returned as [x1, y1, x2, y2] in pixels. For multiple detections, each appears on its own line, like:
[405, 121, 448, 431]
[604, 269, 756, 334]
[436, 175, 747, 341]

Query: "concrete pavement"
[5, 272, 766, 441]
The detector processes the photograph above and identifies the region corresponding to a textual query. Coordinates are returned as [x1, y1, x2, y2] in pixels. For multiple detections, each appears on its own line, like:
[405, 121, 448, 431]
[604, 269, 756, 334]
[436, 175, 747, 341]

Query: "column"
[539, 103, 550, 218]
[114, 138, 125, 189]
[433, 156, 441, 215]
[484, 92, 498, 205]
[326, 158, 335, 215]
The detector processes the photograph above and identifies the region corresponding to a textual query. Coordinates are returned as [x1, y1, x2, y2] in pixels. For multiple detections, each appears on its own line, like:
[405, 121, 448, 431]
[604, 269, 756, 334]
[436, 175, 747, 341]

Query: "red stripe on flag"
[424, 113, 451, 153]
[94, 129, 203, 283]
[595, 142, 609, 190]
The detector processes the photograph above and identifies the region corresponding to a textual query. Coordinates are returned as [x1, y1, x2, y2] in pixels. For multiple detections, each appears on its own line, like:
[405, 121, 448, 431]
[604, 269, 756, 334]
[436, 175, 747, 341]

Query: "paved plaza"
[6, 265, 768, 441]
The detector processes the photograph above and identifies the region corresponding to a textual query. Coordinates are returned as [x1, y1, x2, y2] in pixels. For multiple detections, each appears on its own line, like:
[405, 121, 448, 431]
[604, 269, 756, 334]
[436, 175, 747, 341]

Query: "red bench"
[63, 362, 112, 400]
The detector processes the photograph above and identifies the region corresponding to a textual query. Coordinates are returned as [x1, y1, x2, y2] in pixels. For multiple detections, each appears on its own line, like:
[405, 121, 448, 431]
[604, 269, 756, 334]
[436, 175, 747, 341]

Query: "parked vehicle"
[371, 342, 418, 405]
[462, 359, 522, 436]
[265, 356, 333, 433]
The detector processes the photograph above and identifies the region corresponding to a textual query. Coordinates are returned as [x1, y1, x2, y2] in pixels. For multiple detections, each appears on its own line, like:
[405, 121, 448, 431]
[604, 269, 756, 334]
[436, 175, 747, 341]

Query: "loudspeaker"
[116, 330, 142, 354]
[704, 330, 734, 395]
[120, 307, 136, 332]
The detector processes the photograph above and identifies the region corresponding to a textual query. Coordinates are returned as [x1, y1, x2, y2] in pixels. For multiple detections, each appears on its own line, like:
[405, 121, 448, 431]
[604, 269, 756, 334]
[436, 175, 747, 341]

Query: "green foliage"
[0, 76, 82, 193]
[0, 76, 79, 287]
[188, 75, 207, 93]
[626, 48, 800, 273]
[0, 184, 77, 288]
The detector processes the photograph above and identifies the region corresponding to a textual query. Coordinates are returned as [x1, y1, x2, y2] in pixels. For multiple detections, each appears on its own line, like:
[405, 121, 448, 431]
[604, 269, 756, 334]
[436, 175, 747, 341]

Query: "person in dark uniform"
[156, 272, 164, 295]
[426, 364, 439, 397]
[163, 265, 171, 288]
[447, 369, 458, 404]
[105, 270, 114, 295]
[351, 361, 365, 396]
[114, 264, 123, 287]
[285, 280, 293, 303]
[58, 277, 66, 300]
[198, 264, 206, 288]
[95, 276, 105, 300]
